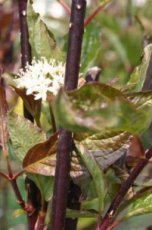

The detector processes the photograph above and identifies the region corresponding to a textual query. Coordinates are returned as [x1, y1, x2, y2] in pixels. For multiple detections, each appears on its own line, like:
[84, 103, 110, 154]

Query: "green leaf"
[75, 145, 106, 213]
[126, 91, 152, 132]
[54, 83, 151, 134]
[116, 214, 152, 230]
[8, 113, 46, 162]
[27, 174, 54, 201]
[66, 209, 98, 218]
[81, 198, 102, 213]
[13, 209, 26, 218]
[127, 44, 152, 91]
[81, 22, 101, 71]
[122, 190, 152, 221]
[27, 2, 63, 60]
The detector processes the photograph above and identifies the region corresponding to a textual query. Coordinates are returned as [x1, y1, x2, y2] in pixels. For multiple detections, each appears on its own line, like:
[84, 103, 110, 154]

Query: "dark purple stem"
[18, 0, 31, 68]
[51, 1, 86, 230]
[18, 1, 42, 229]
[98, 147, 152, 230]
[18, 0, 33, 121]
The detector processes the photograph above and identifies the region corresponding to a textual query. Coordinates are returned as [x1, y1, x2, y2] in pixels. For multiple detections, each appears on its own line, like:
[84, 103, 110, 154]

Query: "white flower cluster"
[15, 58, 65, 101]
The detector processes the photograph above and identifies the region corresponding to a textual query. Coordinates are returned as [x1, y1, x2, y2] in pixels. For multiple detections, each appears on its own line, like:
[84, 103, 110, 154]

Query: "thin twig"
[84, 0, 111, 27]
[51, 1, 86, 230]
[14, 169, 25, 180]
[0, 171, 9, 180]
[9, 177, 26, 210]
[98, 147, 152, 230]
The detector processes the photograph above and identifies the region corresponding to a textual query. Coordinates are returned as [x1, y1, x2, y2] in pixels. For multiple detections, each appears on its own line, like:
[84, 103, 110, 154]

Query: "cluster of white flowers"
[15, 57, 65, 101]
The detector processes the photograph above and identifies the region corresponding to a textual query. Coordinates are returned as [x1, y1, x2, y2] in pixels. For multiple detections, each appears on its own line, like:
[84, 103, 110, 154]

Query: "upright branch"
[18, 1, 41, 229]
[18, 0, 33, 121]
[18, 0, 31, 68]
[51, 1, 86, 230]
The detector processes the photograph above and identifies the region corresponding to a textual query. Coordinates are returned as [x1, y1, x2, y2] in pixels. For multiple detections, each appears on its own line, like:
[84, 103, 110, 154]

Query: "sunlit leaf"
[54, 83, 151, 134]
[81, 198, 101, 212]
[9, 113, 46, 162]
[27, 2, 63, 60]
[13, 209, 26, 218]
[121, 190, 152, 221]
[81, 22, 101, 71]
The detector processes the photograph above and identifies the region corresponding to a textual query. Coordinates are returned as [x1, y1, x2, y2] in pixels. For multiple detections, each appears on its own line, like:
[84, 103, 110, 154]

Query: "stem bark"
[18, 1, 42, 229]
[51, 1, 86, 230]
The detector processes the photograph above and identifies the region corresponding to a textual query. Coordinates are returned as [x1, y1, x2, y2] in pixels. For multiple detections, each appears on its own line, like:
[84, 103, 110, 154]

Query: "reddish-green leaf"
[23, 133, 58, 176]
[23, 133, 84, 178]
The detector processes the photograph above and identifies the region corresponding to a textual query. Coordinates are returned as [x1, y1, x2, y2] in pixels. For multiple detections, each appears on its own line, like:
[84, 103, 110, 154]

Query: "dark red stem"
[18, 1, 42, 229]
[51, 1, 86, 230]
[18, 0, 33, 121]
[18, 0, 31, 68]
[0, 171, 9, 180]
[98, 147, 152, 230]
[10, 177, 26, 210]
